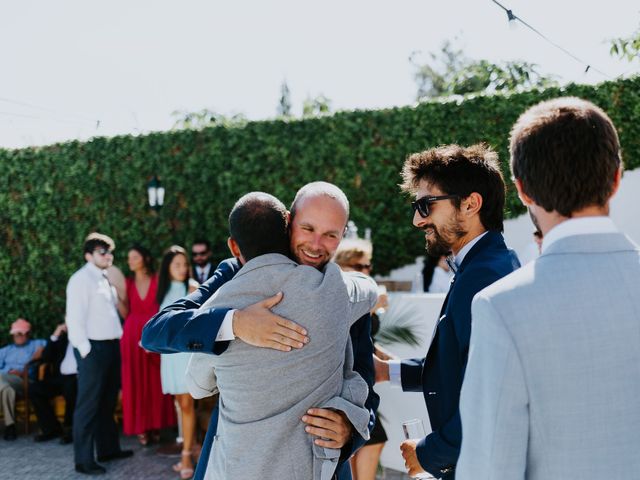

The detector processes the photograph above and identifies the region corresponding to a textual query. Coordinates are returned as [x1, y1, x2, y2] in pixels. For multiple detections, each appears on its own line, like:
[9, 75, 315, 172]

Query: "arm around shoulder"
[140, 259, 240, 354]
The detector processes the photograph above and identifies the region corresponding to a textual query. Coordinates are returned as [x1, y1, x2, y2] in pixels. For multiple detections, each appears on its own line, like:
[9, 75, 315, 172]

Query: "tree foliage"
[1, 77, 639, 336]
[277, 81, 293, 118]
[611, 23, 640, 63]
[172, 109, 248, 129]
[302, 94, 332, 118]
[412, 40, 558, 100]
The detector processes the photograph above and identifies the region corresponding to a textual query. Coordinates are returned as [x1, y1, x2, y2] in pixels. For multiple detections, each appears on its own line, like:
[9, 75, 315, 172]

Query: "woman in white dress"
[156, 245, 199, 479]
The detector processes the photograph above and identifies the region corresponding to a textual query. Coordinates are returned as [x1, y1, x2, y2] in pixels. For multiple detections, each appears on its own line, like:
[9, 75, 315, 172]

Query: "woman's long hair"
[156, 245, 190, 305]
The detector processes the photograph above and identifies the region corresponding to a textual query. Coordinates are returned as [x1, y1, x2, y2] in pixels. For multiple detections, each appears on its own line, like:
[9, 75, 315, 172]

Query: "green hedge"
[2, 76, 639, 336]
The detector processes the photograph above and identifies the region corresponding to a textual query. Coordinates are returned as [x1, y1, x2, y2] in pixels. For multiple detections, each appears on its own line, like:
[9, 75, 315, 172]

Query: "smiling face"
[168, 253, 189, 282]
[413, 180, 467, 257]
[289, 195, 348, 269]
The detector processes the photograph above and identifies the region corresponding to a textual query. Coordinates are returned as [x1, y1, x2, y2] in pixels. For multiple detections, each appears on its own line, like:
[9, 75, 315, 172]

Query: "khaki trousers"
[0, 372, 24, 426]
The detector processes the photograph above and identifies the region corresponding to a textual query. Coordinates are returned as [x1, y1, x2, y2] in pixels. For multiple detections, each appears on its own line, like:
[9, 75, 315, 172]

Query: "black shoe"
[34, 431, 61, 442]
[97, 450, 134, 462]
[74, 463, 106, 475]
[3, 424, 16, 441]
[60, 432, 73, 444]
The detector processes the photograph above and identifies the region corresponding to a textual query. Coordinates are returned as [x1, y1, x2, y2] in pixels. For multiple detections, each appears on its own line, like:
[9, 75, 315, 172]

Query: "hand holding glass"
[401, 419, 433, 479]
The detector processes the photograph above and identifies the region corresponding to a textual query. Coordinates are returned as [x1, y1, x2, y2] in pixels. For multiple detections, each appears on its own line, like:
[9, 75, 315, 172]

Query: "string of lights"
[490, 0, 610, 78]
[0, 96, 102, 128]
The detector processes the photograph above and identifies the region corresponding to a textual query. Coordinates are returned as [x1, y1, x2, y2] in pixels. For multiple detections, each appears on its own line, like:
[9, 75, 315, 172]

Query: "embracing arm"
[141, 258, 241, 355]
[141, 257, 308, 355]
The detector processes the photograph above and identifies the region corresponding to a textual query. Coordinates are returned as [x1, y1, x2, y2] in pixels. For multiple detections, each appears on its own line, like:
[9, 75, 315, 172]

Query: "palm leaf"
[376, 324, 420, 347]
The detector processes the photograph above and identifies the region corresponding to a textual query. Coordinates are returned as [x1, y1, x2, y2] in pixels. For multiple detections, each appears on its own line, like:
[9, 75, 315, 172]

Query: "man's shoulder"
[68, 264, 89, 284]
[474, 260, 537, 307]
[455, 248, 518, 296]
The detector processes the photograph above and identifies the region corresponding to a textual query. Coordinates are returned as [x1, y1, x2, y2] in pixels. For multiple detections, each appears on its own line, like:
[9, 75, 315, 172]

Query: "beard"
[423, 216, 466, 258]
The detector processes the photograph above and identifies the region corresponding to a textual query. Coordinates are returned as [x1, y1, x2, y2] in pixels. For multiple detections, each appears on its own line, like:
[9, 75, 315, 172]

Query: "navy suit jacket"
[400, 231, 520, 479]
[141, 257, 379, 480]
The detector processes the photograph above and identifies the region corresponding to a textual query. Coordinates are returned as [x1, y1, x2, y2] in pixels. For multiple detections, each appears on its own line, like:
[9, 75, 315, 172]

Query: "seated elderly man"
[0, 319, 46, 440]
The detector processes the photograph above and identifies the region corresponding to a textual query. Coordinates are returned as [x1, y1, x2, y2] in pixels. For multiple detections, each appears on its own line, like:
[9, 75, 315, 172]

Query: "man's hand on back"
[302, 408, 353, 449]
[232, 292, 309, 352]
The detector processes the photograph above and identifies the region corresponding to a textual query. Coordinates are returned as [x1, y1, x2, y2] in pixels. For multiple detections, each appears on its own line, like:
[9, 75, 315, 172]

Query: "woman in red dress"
[120, 244, 176, 444]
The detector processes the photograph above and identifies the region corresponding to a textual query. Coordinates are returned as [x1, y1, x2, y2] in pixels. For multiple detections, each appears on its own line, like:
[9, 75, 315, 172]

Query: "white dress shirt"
[388, 231, 488, 387]
[541, 216, 618, 253]
[66, 262, 123, 358]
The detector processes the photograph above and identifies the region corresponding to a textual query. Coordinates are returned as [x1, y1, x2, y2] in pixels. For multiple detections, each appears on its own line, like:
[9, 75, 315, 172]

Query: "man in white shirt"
[457, 98, 640, 479]
[66, 232, 132, 475]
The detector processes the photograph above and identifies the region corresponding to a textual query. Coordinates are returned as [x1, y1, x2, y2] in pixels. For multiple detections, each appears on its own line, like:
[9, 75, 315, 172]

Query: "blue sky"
[1, 0, 638, 148]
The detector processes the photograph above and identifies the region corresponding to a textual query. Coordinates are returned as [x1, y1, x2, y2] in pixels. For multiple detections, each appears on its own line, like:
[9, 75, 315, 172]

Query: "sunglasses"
[94, 248, 113, 256]
[191, 250, 208, 257]
[411, 194, 460, 218]
[349, 263, 372, 272]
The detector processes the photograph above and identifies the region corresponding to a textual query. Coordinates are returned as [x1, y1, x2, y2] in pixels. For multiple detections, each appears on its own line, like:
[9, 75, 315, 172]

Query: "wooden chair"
[12, 369, 31, 434]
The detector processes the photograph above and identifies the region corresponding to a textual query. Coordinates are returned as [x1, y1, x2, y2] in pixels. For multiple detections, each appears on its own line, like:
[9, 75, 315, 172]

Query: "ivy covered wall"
[2, 77, 638, 335]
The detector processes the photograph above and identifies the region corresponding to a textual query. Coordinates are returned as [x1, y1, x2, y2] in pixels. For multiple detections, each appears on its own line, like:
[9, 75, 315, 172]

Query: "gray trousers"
[0, 372, 24, 427]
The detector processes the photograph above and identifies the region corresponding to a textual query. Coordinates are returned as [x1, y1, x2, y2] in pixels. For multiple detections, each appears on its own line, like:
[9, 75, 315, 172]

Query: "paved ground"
[1, 429, 412, 480]
[1, 432, 179, 480]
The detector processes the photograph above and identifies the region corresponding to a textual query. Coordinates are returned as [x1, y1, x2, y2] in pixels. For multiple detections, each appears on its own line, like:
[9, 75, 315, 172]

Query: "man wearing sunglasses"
[66, 233, 133, 475]
[191, 239, 214, 284]
[374, 144, 520, 479]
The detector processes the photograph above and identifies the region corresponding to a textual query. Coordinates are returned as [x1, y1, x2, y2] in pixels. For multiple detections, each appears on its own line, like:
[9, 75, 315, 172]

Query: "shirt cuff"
[77, 341, 92, 358]
[50, 335, 59, 342]
[215, 310, 236, 342]
[389, 360, 403, 388]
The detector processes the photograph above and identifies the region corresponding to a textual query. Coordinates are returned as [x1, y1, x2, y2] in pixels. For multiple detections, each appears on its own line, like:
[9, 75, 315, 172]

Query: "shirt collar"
[452, 231, 488, 269]
[85, 261, 107, 278]
[541, 216, 618, 254]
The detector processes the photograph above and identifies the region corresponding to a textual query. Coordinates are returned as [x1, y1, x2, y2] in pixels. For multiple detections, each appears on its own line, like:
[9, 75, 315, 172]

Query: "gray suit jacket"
[458, 232, 640, 479]
[187, 253, 378, 480]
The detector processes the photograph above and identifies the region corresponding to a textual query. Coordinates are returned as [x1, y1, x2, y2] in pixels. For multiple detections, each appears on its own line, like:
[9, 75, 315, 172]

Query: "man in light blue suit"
[458, 97, 640, 479]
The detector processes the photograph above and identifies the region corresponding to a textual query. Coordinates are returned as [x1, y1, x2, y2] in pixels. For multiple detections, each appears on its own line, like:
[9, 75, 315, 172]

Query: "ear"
[514, 178, 535, 206]
[462, 192, 483, 217]
[84, 252, 92, 263]
[227, 237, 245, 264]
[609, 166, 623, 198]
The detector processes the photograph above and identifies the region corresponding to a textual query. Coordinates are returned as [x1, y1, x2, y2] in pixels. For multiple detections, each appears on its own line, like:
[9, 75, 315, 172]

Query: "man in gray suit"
[188, 191, 378, 479]
[457, 97, 640, 479]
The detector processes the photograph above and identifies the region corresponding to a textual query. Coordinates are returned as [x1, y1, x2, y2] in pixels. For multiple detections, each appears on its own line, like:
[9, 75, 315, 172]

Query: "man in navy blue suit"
[142, 182, 378, 480]
[375, 144, 520, 479]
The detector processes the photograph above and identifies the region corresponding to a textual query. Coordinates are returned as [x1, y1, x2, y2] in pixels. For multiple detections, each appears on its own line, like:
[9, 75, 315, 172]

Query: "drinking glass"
[401, 419, 434, 479]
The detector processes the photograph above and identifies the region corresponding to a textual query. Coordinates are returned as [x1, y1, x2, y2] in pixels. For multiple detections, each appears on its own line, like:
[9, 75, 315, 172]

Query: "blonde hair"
[333, 238, 373, 267]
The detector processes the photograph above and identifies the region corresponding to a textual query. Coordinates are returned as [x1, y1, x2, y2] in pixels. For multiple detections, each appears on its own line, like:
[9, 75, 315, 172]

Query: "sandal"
[173, 450, 194, 479]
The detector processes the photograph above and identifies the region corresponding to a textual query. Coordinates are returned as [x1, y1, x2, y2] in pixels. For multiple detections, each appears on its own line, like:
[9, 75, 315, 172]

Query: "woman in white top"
[156, 246, 199, 479]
